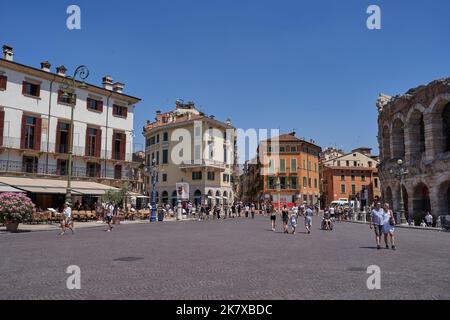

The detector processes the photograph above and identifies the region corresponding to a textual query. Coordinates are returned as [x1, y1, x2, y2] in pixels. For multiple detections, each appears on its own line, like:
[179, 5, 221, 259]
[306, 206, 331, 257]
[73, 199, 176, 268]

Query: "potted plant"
[0, 193, 35, 232]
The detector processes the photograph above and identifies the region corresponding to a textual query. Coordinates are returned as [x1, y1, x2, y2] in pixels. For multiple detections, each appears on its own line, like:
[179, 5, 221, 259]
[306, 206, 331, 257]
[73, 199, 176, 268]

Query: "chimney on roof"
[102, 76, 113, 90]
[40, 61, 51, 72]
[56, 65, 67, 77]
[112, 82, 125, 93]
[2, 45, 13, 61]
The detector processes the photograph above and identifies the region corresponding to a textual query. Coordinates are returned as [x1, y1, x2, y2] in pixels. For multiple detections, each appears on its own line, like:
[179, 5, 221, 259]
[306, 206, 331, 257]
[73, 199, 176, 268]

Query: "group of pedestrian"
[270, 203, 315, 235]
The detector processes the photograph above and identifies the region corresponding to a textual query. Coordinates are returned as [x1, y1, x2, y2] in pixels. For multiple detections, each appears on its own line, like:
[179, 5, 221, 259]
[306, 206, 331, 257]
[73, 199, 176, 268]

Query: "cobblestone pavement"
[1, 216, 449, 300]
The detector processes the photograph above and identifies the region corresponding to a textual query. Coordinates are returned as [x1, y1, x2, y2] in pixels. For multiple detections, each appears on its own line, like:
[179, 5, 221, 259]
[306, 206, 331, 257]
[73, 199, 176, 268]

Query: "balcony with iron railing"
[179, 159, 227, 171]
[0, 137, 134, 162]
[0, 159, 141, 181]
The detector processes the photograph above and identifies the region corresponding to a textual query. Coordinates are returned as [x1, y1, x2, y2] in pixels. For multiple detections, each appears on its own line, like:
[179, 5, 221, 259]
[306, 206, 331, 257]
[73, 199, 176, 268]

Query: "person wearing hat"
[60, 202, 74, 235]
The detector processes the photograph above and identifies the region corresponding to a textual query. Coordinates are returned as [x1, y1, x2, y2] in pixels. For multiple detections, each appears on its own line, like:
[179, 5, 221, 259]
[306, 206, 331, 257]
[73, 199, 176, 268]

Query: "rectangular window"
[361, 175, 366, 182]
[0, 75, 8, 90]
[58, 122, 70, 153]
[314, 163, 317, 172]
[156, 151, 160, 165]
[280, 146, 286, 152]
[308, 177, 312, 188]
[368, 161, 373, 168]
[303, 160, 306, 169]
[23, 156, 38, 173]
[267, 176, 276, 190]
[223, 174, 230, 182]
[22, 81, 40, 97]
[341, 184, 346, 194]
[314, 178, 318, 188]
[351, 184, 356, 195]
[280, 159, 286, 173]
[162, 173, 167, 182]
[207, 172, 215, 181]
[195, 145, 201, 161]
[308, 161, 311, 170]
[114, 133, 122, 160]
[346, 161, 350, 167]
[86, 162, 100, 178]
[291, 146, 297, 152]
[354, 161, 358, 167]
[87, 98, 103, 112]
[303, 177, 307, 188]
[113, 104, 128, 118]
[162, 149, 169, 164]
[291, 159, 297, 173]
[156, 134, 160, 144]
[86, 128, 97, 157]
[267, 146, 272, 153]
[337, 161, 341, 166]
[114, 165, 122, 180]
[150, 136, 156, 145]
[374, 178, 379, 188]
[341, 175, 345, 181]
[290, 176, 298, 189]
[192, 172, 202, 180]
[58, 159, 68, 176]
[163, 132, 169, 141]
[24, 116, 36, 149]
[351, 175, 355, 181]
[279, 177, 287, 190]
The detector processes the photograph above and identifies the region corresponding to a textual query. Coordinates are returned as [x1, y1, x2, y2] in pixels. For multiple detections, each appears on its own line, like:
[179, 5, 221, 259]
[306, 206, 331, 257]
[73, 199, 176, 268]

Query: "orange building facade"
[258, 133, 321, 208]
[321, 149, 381, 207]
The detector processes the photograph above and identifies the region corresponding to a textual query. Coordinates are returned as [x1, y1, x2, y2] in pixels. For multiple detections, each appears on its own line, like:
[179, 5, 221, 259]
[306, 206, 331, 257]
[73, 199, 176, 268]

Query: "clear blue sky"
[1, 0, 449, 158]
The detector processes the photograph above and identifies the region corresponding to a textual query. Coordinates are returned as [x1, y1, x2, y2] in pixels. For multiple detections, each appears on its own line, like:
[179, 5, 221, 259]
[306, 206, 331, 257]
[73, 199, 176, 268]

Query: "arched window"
[443, 103, 450, 152]
[408, 110, 426, 156]
[392, 119, 405, 159]
[215, 190, 221, 205]
[382, 126, 391, 160]
[194, 190, 202, 206]
[161, 191, 169, 204]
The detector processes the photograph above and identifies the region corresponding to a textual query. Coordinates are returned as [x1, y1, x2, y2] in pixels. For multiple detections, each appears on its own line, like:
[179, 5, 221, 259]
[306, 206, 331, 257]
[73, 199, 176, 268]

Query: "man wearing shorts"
[370, 202, 384, 250]
[106, 202, 114, 232]
[60, 202, 74, 235]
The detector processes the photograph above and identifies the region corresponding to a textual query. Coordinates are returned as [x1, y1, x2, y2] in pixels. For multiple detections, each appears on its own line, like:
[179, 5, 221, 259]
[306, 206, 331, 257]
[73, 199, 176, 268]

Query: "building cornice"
[0, 58, 141, 105]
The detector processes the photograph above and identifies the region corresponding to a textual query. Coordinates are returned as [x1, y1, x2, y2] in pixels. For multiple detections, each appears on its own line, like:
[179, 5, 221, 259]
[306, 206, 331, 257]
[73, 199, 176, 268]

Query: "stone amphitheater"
[377, 78, 450, 224]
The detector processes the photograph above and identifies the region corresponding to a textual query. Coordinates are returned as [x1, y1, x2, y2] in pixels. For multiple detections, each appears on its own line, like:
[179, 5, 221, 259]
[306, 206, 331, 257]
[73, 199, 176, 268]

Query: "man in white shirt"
[369, 202, 385, 250]
[425, 212, 433, 227]
[60, 202, 74, 236]
[106, 202, 114, 232]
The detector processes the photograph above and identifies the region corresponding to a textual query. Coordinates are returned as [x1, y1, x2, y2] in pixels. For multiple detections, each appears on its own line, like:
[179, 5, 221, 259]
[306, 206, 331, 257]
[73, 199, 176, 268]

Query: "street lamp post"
[145, 159, 157, 223]
[390, 159, 409, 224]
[60, 66, 90, 205]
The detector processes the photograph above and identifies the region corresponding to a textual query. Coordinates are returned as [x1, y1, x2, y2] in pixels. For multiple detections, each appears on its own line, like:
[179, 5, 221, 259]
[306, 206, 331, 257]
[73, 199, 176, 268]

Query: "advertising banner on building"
[176, 183, 190, 200]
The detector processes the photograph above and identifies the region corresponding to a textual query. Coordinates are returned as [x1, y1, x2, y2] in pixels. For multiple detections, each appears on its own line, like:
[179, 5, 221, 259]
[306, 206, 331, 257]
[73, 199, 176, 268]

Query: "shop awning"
[0, 183, 25, 193]
[0, 177, 118, 195]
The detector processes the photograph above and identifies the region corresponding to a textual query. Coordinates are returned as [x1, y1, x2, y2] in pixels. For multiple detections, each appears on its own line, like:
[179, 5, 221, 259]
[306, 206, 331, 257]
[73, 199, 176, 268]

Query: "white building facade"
[0, 45, 142, 207]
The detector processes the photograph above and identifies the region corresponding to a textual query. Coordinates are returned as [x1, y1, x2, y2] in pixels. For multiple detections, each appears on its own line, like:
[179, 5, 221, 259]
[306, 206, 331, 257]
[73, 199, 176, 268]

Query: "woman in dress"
[383, 203, 396, 250]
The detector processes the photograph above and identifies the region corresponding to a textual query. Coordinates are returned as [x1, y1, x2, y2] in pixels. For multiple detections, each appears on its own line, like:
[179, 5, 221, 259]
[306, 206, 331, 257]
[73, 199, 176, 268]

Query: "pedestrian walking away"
[282, 205, 289, 234]
[60, 202, 74, 236]
[290, 212, 298, 235]
[369, 202, 384, 250]
[382, 203, 396, 250]
[305, 206, 314, 234]
[251, 203, 255, 219]
[270, 207, 277, 231]
[106, 202, 114, 232]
